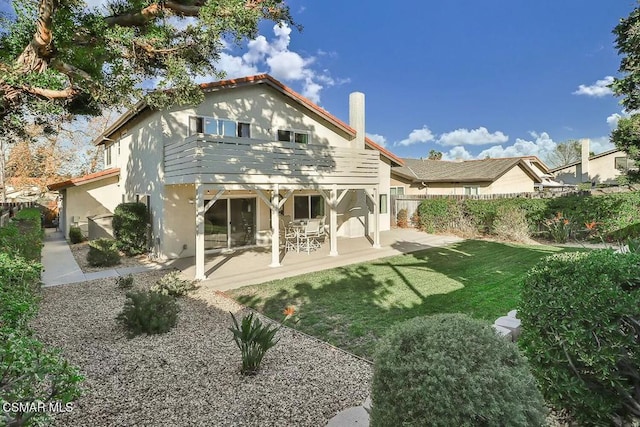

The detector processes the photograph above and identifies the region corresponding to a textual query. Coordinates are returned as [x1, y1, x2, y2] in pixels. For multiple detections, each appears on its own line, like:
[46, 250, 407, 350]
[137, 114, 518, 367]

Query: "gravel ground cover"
[31, 271, 372, 426]
[69, 242, 156, 272]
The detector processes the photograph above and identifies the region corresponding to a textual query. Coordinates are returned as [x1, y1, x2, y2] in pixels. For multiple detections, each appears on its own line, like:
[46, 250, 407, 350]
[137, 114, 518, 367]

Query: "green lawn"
[227, 240, 581, 360]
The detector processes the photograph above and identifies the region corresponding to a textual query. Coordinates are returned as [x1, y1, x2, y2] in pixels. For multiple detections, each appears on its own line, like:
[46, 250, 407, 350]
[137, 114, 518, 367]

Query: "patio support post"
[329, 186, 338, 256]
[195, 182, 206, 280]
[269, 184, 280, 267]
[373, 186, 381, 248]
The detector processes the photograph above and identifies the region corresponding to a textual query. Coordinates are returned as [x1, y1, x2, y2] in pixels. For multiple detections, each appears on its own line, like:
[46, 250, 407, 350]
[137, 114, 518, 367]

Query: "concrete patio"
[169, 228, 463, 291]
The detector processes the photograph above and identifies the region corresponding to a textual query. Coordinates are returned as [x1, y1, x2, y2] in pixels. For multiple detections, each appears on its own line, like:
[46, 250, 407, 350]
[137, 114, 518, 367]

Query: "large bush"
[371, 313, 547, 427]
[519, 250, 640, 425]
[87, 238, 121, 267]
[417, 198, 463, 233]
[0, 208, 44, 261]
[112, 202, 149, 255]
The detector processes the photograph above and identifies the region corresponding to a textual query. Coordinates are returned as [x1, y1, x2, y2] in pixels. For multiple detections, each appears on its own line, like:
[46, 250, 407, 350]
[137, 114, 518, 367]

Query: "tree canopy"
[0, 0, 295, 140]
[612, 2, 640, 181]
[545, 139, 581, 168]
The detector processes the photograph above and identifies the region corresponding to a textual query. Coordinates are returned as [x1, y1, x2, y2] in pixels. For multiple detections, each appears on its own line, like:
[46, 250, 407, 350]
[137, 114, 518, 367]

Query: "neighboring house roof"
[393, 158, 543, 184]
[93, 74, 403, 166]
[47, 168, 120, 191]
[548, 149, 623, 173]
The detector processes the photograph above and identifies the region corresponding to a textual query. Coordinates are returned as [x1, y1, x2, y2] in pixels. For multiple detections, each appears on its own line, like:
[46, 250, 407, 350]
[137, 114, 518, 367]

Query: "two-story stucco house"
[48, 75, 402, 279]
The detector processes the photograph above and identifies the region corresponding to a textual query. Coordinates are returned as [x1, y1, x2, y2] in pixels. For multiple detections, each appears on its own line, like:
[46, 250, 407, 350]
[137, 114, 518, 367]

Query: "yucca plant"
[229, 308, 296, 375]
[228, 312, 280, 375]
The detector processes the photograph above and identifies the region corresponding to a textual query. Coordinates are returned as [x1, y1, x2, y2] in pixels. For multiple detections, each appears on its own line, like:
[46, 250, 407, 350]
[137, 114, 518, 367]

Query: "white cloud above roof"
[214, 22, 344, 104]
[607, 113, 622, 129]
[437, 127, 509, 146]
[396, 126, 435, 146]
[573, 76, 614, 97]
[366, 133, 387, 147]
[442, 146, 473, 160]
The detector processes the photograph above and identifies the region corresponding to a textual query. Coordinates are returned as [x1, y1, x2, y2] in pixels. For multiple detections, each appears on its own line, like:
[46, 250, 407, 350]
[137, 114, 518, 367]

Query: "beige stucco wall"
[62, 176, 121, 239]
[553, 151, 626, 185]
[390, 175, 423, 195]
[424, 182, 491, 195]
[160, 85, 355, 148]
[487, 166, 536, 194]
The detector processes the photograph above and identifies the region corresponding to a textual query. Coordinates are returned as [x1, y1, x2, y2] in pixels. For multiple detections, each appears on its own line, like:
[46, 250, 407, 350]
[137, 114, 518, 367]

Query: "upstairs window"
[105, 143, 113, 167]
[189, 116, 250, 138]
[277, 129, 310, 144]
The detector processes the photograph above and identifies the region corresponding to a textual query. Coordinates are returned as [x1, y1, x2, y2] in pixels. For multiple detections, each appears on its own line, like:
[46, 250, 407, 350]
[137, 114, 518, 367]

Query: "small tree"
[112, 202, 148, 256]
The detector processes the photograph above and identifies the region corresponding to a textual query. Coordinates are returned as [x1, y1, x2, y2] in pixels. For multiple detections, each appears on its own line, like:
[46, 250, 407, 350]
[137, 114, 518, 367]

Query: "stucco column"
[195, 183, 206, 280]
[329, 186, 338, 256]
[373, 186, 381, 249]
[269, 184, 281, 267]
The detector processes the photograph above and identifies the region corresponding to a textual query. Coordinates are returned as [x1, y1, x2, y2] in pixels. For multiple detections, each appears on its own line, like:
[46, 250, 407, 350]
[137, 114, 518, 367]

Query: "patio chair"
[301, 219, 322, 254]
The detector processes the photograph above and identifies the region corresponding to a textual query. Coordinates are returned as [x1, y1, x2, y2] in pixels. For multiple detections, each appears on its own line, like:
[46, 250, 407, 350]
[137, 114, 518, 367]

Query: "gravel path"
[31, 271, 372, 426]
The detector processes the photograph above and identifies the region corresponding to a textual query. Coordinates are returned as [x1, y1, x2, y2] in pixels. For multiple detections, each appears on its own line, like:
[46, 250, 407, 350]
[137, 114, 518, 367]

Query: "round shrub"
[69, 226, 83, 244]
[112, 202, 148, 256]
[117, 291, 179, 338]
[396, 208, 408, 228]
[87, 238, 121, 267]
[519, 250, 640, 426]
[371, 313, 547, 427]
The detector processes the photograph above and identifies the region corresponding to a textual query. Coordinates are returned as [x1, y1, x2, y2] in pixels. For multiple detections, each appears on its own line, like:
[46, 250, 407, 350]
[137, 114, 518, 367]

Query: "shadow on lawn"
[229, 240, 568, 358]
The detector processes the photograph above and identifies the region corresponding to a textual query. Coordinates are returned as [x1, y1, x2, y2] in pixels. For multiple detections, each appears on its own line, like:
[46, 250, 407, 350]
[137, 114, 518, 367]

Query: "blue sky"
[2, 0, 634, 165]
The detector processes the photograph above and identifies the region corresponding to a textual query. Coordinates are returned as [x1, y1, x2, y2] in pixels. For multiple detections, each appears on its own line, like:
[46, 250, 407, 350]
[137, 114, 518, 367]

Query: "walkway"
[40, 229, 165, 287]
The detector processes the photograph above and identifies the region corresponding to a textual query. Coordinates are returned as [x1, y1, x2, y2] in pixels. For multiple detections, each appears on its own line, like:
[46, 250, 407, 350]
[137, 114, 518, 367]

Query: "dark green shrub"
[117, 291, 179, 337]
[371, 314, 547, 427]
[113, 202, 148, 256]
[150, 271, 196, 297]
[115, 274, 134, 290]
[87, 238, 121, 267]
[0, 253, 41, 329]
[519, 250, 640, 425]
[69, 225, 83, 244]
[417, 198, 462, 233]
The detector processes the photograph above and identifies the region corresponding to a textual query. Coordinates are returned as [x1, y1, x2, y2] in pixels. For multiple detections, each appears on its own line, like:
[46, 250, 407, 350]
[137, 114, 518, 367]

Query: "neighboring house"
[48, 74, 402, 279]
[550, 139, 636, 185]
[390, 157, 549, 196]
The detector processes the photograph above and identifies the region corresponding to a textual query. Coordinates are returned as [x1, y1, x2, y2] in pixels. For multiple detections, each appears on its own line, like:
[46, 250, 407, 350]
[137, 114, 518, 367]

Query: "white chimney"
[349, 92, 365, 148]
[580, 138, 590, 182]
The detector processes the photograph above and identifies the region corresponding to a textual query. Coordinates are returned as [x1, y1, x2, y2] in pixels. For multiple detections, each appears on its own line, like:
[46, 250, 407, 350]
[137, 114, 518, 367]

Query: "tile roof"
[394, 158, 542, 183]
[47, 168, 120, 191]
[93, 74, 403, 166]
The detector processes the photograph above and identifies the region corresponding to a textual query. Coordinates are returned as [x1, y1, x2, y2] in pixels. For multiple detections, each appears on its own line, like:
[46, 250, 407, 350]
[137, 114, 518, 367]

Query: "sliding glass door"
[204, 198, 256, 250]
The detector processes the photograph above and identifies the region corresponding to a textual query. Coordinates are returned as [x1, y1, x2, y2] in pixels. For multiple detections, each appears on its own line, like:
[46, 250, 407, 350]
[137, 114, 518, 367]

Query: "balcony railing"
[164, 135, 380, 186]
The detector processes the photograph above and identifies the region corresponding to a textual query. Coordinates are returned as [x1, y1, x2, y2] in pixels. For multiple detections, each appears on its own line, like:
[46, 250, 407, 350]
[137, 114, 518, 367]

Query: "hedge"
[417, 192, 640, 241]
[0, 208, 83, 426]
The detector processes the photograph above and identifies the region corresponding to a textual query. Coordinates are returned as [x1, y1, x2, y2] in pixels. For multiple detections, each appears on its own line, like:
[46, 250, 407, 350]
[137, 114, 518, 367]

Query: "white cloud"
[396, 126, 435, 146]
[476, 131, 557, 159]
[588, 136, 615, 154]
[573, 76, 614, 97]
[607, 113, 622, 129]
[366, 133, 387, 147]
[214, 22, 344, 103]
[437, 127, 508, 146]
[442, 146, 473, 161]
